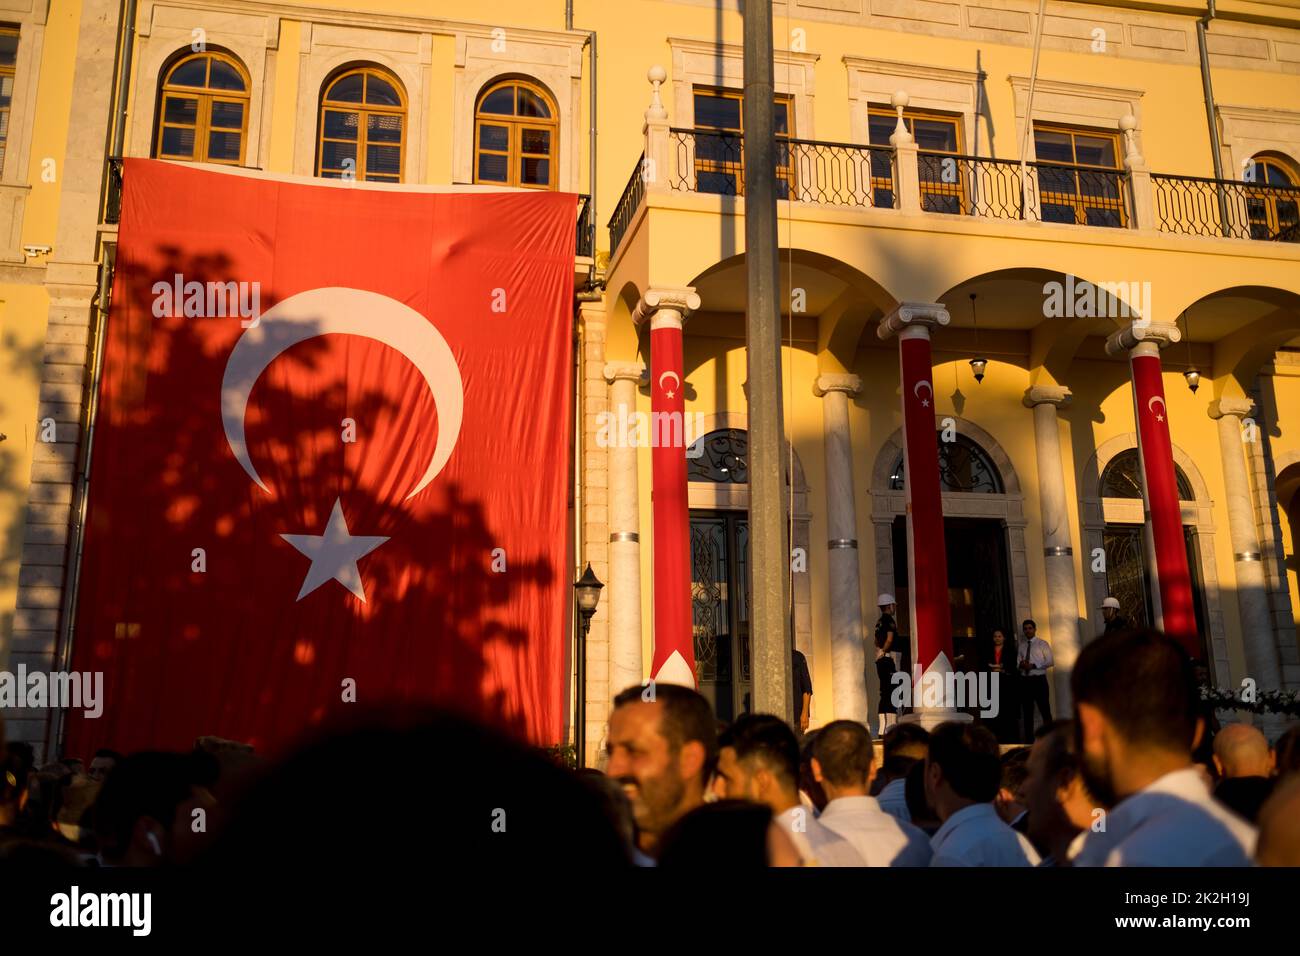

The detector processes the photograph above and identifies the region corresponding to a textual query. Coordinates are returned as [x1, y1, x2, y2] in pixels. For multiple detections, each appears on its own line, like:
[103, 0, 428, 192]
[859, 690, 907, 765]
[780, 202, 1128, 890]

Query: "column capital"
[1104, 321, 1181, 356]
[813, 373, 862, 397]
[1208, 397, 1255, 421]
[633, 287, 700, 331]
[604, 361, 646, 385]
[1023, 385, 1072, 409]
[877, 302, 950, 341]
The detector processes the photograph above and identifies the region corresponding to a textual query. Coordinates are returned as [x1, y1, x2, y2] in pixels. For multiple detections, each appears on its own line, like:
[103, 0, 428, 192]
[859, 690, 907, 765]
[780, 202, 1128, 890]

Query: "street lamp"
[1181, 309, 1201, 394]
[573, 563, 604, 767]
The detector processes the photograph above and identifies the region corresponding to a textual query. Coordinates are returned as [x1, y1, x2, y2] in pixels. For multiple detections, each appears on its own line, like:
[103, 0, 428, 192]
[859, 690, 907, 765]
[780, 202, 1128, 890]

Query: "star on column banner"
[280, 498, 390, 602]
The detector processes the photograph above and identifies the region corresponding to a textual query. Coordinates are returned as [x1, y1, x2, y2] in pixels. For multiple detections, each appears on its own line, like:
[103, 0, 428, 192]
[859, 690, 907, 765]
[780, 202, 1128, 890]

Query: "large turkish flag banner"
[63, 160, 576, 755]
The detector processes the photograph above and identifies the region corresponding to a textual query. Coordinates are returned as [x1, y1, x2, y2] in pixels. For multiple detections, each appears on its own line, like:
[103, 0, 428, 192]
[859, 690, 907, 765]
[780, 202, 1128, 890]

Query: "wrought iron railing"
[917, 152, 1034, 220]
[575, 193, 593, 258]
[1152, 173, 1300, 242]
[1032, 162, 1129, 228]
[608, 152, 646, 255]
[667, 128, 895, 208]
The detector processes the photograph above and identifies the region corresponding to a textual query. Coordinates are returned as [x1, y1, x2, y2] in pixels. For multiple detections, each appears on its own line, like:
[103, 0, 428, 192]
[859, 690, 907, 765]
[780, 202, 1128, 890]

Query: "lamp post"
[574, 563, 604, 767]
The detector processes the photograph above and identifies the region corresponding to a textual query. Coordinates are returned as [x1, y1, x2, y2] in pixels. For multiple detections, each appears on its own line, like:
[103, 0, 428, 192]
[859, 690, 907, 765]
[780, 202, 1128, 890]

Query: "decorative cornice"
[668, 36, 821, 68]
[877, 302, 950, 340]
[1208, 397, 1255, 420]
[1023, 385, 1072, 409]
[604, 361, 646, 385]
[813, 373, 862, 397]
[632, 287, 700, 329]
[1007, 75, 1144, 104]
[1105, 321, 1181, 356]
[843, 56, 984, 87]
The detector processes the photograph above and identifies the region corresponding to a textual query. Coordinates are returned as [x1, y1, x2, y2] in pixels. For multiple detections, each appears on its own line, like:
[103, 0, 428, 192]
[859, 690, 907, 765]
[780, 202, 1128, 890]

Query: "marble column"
[1024, 385, 1081, 711]
[632, 287, 700, 688]
[1209, 397, 1283, 690]
[878, 302, 965, 728]
[603, 362, 646, 697]
[1105, 322, 1197, 655]
[814, 374, 869, 723]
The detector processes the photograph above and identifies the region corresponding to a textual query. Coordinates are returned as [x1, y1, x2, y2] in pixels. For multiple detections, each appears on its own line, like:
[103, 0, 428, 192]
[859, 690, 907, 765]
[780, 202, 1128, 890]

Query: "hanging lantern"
[969, 293, 987, 384]
[1182, 308, 1200, 394]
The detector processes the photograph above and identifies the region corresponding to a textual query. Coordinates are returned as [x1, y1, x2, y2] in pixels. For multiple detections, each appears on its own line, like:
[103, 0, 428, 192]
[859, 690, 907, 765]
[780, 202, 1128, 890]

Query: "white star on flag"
[281, 498, 390, 602]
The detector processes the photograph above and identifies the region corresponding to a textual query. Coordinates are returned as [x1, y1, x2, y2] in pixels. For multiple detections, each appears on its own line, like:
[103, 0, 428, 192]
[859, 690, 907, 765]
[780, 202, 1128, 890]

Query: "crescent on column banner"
[913, 380, 933, 402]
[1147, 395, 1167, 416]
[658, 370, 681, 393]
[220, 287, 464, 500]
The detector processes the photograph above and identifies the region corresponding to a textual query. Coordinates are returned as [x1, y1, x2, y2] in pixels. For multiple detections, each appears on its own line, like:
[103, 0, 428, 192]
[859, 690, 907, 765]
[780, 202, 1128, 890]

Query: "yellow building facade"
[1, 0, 1299, 760]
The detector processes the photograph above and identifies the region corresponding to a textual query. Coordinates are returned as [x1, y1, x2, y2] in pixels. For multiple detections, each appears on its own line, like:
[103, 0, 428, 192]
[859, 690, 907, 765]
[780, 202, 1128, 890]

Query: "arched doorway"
[870, 419, 1032, 676]
[686, 418, 811, 720]
[1080, 435, 1230, 682]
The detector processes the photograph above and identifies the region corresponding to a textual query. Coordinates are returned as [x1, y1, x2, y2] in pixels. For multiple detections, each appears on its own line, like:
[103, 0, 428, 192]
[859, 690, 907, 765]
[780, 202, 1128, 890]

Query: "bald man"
[1212, 723, 1275, 824]
[1256, 774, 1300, 866]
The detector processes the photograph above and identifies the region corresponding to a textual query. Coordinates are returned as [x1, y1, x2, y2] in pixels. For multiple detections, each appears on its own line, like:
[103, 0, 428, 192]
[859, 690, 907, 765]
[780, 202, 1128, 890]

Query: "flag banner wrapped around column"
[649, 323, 695, 686]
[63, 159, 576, 754]
[1130, 351, 1197, 652]
[898, 332, 954, 673]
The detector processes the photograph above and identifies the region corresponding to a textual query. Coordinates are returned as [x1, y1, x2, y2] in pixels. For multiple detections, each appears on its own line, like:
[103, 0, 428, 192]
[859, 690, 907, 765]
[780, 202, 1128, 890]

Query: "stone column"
[1024, 385, 1081, 711]
[1120, 115, 1156, 231]
[887, 92, 922, 214]
[814, 374, 868, 723]
[603, 362, 646, 698]
[1209, 397, 1282, 691]
[632, 287, 700, 688]
[878, 302, 966, 728]
[1105, 321, 1197, 655]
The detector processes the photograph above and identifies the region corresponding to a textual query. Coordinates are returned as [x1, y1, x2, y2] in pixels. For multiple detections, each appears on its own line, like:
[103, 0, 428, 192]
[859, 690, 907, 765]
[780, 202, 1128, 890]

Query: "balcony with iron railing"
[607, 83, 1300, 268]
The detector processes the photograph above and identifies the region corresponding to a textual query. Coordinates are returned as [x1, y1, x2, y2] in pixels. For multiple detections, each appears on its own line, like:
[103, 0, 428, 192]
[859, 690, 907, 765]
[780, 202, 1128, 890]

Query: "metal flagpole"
[743, 0, 793, 720]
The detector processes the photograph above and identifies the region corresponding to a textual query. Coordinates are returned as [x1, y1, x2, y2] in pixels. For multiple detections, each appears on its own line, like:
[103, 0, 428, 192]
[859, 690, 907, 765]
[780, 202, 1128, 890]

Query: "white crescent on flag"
[658, 370, 681, 394]
[220, 287, 464, 500]
[1147, 395, 1167, 416]
[913, 380, 933, 406]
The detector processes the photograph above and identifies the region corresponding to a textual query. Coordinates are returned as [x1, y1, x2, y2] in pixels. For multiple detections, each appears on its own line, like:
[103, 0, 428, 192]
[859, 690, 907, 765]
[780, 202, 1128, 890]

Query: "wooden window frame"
[868, 106, 963, 212]
[473, 78, 558, 190]
[691, 86, 795, 198]
[0, 25, 17, 173]
[154, 50, 251, 166]
[1245, 154, 1299, 241]
[1032, 122, 1127, 227]
[316, 66, 407, 183]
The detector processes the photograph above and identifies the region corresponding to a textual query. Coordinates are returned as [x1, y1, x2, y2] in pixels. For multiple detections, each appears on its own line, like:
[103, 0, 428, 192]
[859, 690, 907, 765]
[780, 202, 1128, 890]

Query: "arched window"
[889, 434, 1004, 494]
[154, 50, 250, 165]
[1246, 153, 1299, 242]
[1101, 449, 1195, 502]
[474, 78, 557, 189]
[688, 429, 748, 484]
[317, 66, 405, 182]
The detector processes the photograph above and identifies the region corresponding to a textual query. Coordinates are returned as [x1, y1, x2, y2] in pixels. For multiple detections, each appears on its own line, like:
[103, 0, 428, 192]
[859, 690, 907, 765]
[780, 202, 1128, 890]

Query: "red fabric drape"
[898, 331, 953, 673]
[1131, 351, 1197, 654]
[63, 160, 576, 756]
[649, 323, 695, 685]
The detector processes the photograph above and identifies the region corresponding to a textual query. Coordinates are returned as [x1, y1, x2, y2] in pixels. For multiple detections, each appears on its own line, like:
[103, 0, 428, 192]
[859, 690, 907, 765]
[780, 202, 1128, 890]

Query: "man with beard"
[606, 683, 718, 863]
[1020, 720, 1096, 866]
[1070, 629, 1256, 866]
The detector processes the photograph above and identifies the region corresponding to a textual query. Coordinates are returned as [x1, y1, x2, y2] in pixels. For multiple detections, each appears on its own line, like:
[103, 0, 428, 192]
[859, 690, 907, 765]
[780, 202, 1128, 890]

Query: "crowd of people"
[1, 627, 1298, 868]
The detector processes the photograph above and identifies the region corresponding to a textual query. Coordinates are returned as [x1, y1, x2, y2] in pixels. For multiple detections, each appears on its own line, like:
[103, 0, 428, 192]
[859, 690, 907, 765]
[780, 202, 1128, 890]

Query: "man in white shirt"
[1017, 619, 1054, 741]
[875, 723, 930, 823]
[715, 714, 864, 866]
[925, 722, 1039, 866]
[1069, 628, 1256, 867]
[812, 720, 931, 866]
